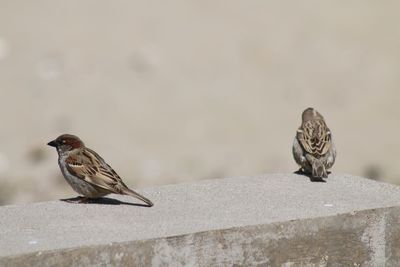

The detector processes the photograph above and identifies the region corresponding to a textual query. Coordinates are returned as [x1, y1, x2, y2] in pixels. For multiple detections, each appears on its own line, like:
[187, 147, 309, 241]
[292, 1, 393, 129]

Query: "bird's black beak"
[47, 140, 57, 147]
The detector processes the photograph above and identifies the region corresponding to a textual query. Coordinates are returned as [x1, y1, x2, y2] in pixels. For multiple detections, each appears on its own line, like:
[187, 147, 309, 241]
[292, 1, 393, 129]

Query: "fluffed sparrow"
[292, 108, 336, 179]
[47, 134, 153, 206]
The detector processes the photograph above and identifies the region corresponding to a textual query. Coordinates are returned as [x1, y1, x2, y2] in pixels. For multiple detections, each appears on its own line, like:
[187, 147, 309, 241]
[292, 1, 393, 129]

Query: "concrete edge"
[2, 205, 399, 266]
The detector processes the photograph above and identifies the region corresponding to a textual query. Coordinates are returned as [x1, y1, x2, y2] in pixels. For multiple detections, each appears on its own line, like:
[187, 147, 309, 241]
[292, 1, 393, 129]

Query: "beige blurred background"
[0, 1, 399, 205]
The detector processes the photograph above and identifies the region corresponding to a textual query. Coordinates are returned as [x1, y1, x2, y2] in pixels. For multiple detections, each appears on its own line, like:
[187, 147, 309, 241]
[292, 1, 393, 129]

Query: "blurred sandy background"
[0, 1, 399, 205]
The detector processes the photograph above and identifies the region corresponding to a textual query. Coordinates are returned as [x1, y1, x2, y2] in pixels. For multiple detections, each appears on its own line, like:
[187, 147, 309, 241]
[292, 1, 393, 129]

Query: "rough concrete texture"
[1, 173, 400, 266]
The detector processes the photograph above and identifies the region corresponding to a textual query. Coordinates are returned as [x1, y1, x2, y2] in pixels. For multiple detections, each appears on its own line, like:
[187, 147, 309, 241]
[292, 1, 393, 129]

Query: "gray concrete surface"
[1, 173, 400, 266]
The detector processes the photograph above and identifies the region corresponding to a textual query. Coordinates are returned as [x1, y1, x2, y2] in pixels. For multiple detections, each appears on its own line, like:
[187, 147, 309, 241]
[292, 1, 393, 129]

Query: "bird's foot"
[65, 196, 95, 204]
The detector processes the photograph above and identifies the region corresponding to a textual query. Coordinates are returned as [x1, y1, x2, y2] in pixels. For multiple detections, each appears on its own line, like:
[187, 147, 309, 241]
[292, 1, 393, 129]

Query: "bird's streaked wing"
[65, 148, 125, 194]
[297, 120, 331, 157]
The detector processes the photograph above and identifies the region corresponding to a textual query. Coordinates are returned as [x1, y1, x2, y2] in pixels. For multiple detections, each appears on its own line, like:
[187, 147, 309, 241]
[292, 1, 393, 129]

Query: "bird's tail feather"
[311, 158, 327, 178]
[306, 154, 328, 178]
[122, 187, 153, 207]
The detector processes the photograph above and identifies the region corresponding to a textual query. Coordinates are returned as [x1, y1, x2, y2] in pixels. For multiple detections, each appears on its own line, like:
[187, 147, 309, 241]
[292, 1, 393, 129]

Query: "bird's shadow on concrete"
[60, 196, 151, 207]
[293, 169, 328, 183]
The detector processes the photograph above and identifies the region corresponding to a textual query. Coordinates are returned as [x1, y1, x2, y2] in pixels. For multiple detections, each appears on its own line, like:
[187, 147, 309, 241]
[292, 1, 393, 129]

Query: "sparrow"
[47, 134, 153, 206]
[292, 108, 336, 179]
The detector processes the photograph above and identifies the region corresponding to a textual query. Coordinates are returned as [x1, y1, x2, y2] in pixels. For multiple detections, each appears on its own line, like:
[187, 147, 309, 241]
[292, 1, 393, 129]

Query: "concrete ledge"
[1, 174, 400, 266]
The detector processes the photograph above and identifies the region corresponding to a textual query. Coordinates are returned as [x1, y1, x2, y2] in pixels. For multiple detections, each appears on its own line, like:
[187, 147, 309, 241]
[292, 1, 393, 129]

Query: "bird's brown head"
[301, 107, 324, 123]
[47, 134, 85, 152]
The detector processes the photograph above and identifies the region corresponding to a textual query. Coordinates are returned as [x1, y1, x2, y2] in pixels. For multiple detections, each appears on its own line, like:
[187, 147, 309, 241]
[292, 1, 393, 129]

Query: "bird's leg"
[65, 196, 92, 203]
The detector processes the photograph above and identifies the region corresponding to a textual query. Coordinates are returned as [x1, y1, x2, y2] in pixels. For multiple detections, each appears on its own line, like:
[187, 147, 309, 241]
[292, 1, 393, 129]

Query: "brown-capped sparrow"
[48, 134, 153, 206]
[292, 108, 336, 179]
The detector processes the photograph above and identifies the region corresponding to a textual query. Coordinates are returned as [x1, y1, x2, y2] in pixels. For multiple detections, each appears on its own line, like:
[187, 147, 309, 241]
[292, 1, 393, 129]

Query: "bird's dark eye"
[62, 140, 66, 144]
